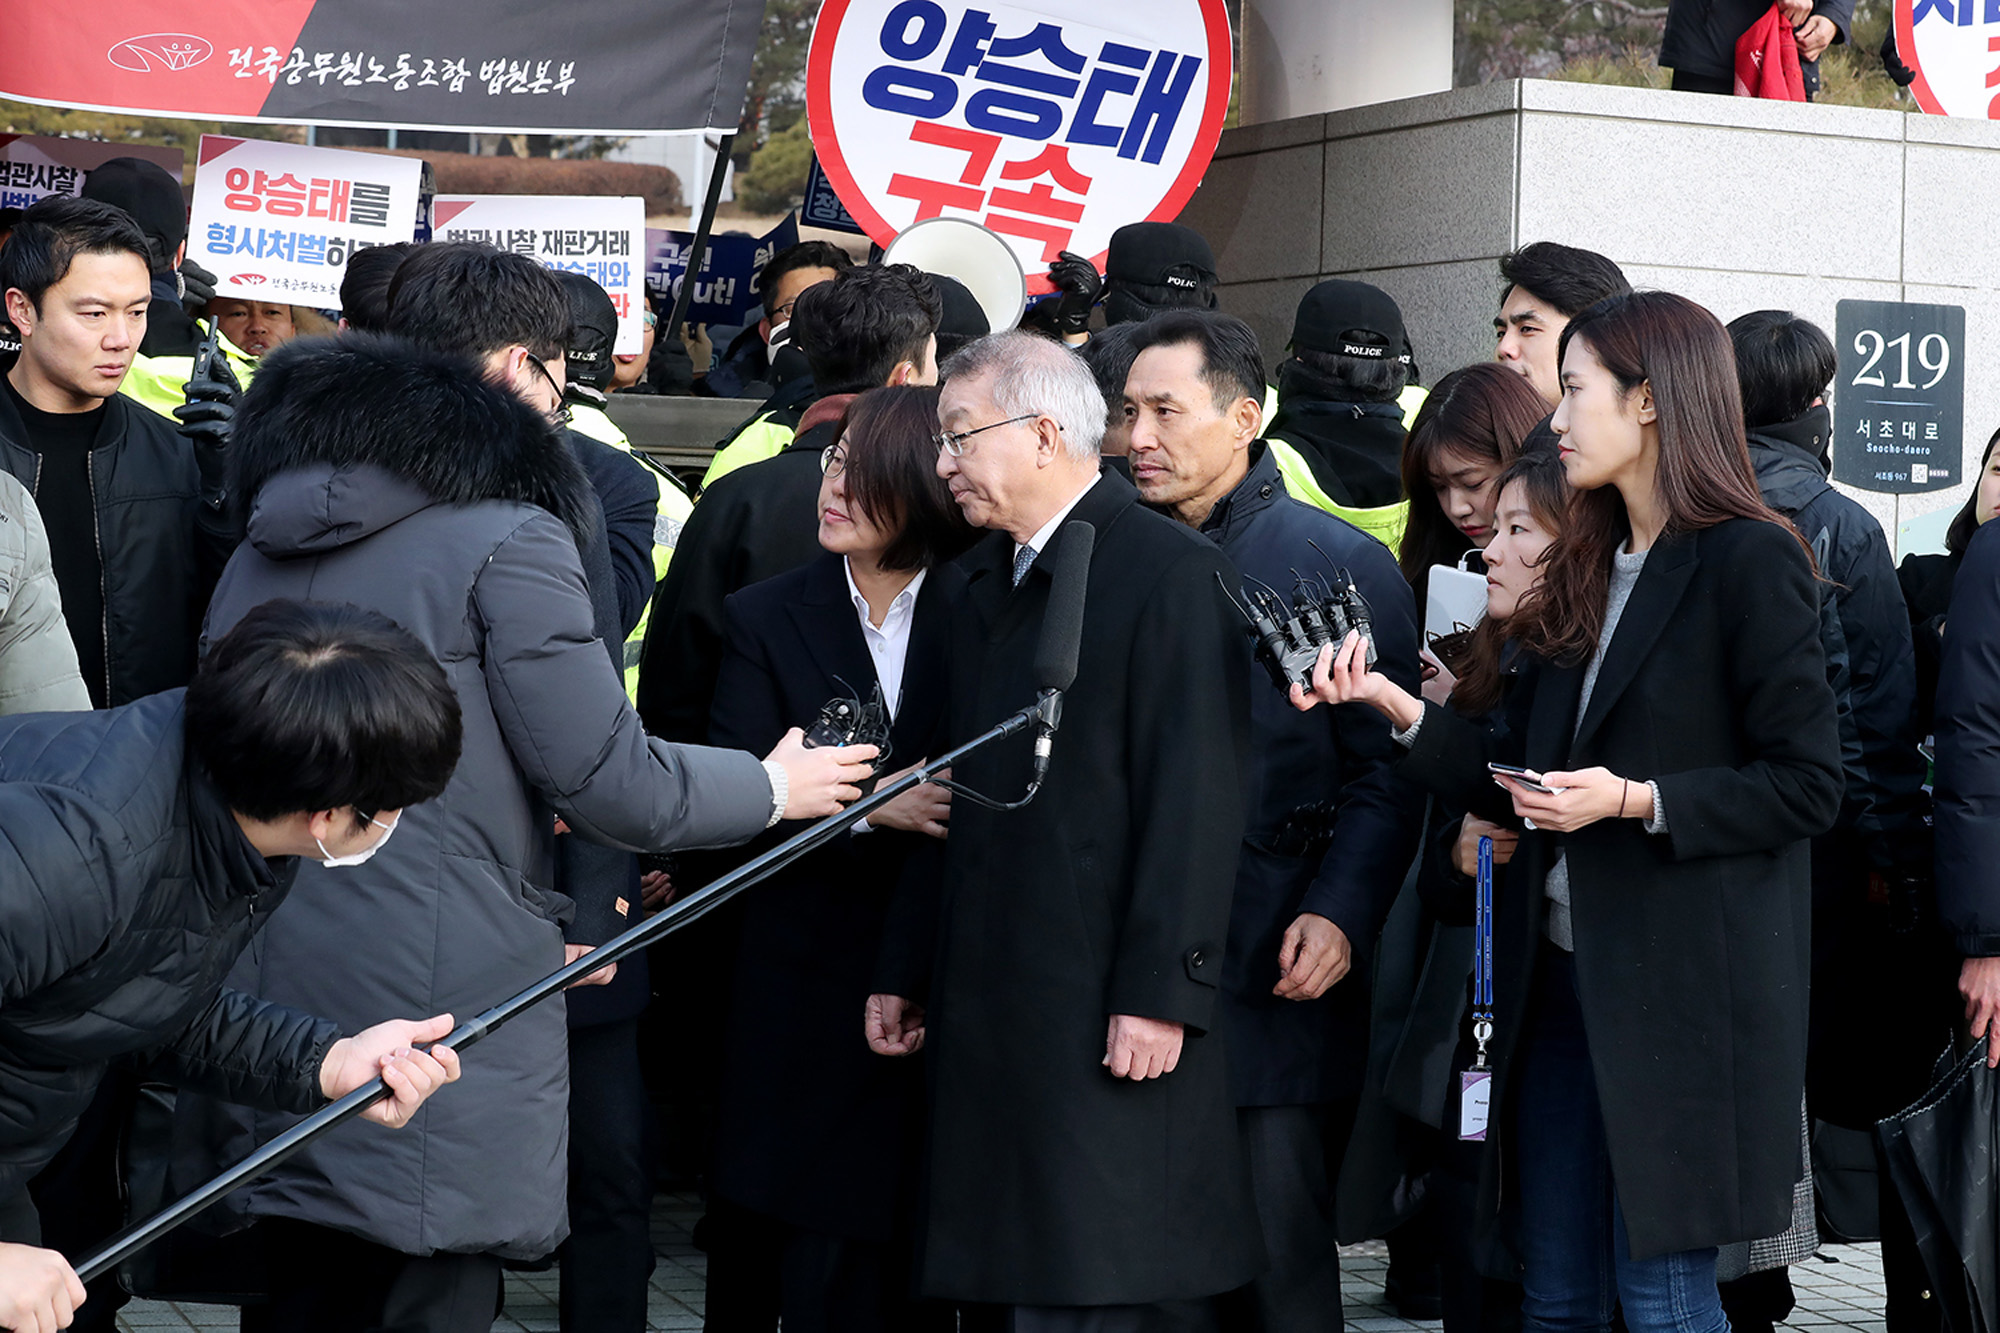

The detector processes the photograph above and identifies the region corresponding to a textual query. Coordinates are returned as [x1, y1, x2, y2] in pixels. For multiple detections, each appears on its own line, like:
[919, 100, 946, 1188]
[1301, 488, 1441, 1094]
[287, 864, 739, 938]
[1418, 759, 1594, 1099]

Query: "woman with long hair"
[1303, 291, 1841, 1333]
[703, 384, 973, 1333]
[1397, 362, 1551, 619]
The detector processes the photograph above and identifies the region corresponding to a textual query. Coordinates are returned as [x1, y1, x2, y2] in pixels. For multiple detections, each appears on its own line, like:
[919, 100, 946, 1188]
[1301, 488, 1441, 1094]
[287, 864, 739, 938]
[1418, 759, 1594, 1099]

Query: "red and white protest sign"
[0, 137, 184, 211]
[189, 135, 422, 305]
[1896, 0, 2000, 118]
[806, 0, 1231, 295]
[432, 195, 647, 354]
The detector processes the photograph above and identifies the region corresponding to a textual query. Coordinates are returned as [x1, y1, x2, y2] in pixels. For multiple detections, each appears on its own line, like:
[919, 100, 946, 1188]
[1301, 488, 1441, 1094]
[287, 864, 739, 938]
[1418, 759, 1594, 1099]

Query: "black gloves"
[174, 337, 243, 507]
[1046, 250, 1102, 336]
[179, 257, 218, 314]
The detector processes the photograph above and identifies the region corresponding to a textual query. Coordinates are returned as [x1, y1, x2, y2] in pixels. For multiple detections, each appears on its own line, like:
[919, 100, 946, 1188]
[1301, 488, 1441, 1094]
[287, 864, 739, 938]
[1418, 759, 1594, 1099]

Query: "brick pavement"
[117, 1194, 1894, 1332]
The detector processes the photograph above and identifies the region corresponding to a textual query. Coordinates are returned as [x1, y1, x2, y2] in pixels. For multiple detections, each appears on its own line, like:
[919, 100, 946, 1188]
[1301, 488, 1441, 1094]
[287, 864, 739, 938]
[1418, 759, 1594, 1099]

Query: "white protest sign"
[0, 137, 183, 211]
[432, 195, 646, 354]
[1897, 0, 2000, 118]
[805, 0, 1232, 294]
[190, 135, 422, 306]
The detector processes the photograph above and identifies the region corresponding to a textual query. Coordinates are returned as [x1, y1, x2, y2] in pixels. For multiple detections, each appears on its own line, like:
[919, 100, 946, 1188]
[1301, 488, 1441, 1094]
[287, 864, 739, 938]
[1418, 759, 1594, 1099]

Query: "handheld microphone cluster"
[1220, 544, 1377, 694]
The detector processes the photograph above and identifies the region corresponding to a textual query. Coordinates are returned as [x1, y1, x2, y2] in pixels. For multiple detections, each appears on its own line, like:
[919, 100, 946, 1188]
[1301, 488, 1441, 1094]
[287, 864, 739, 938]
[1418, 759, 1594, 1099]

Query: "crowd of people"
[0, 157, 1992, 1333]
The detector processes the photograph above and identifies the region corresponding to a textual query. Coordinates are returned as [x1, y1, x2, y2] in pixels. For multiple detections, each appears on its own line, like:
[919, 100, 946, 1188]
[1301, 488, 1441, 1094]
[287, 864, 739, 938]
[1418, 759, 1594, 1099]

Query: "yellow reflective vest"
[1266, 437, 1408, 555]
[700, 411, 796, 491]
[119, 333, 259, 420]
[570, 401, 695, 699]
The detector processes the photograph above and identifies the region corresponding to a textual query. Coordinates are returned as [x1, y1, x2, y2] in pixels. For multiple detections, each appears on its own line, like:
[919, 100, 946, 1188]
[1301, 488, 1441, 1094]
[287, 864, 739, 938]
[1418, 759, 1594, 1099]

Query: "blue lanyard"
[1472, 834, 1494, 1070]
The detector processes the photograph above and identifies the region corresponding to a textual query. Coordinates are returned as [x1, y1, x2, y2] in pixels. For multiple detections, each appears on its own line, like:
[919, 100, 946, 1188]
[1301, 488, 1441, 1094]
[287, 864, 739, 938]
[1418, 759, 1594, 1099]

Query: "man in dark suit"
[870, 330, 1263, 1332]
[1124, 311, 1423, 1333]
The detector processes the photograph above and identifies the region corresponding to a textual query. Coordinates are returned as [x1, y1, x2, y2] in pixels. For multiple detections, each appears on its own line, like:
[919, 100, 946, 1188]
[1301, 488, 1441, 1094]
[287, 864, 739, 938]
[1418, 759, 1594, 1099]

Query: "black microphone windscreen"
[1033, 520, 1094, 694]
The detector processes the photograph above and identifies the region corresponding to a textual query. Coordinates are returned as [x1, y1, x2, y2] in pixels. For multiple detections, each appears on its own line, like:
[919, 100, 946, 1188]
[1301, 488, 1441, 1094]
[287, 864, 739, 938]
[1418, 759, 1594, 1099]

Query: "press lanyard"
[1472, 834, 1494, 1069]
[1460, 834, 1496, 1141]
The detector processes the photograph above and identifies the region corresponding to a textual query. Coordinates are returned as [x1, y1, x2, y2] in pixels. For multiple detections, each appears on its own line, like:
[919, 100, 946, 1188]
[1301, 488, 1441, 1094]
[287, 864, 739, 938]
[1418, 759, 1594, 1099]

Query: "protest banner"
[0, 0, 762, 135]
[1896, 0, 2000, 118]
[188, 135, 422, 306]
[0, 137, 184, 212]
[805, 0, 1231, 293]
[433, 194, 647, 353]
[801, 154, 866, 234]
[645, 215, 802, 329]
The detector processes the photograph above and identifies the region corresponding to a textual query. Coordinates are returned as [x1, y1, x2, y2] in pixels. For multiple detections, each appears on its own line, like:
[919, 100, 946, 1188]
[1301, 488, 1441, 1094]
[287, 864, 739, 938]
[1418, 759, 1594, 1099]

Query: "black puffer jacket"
[0, 693, 338, 1196]
[1749, 408, 1929, 869]
[0, 371, 240, 705]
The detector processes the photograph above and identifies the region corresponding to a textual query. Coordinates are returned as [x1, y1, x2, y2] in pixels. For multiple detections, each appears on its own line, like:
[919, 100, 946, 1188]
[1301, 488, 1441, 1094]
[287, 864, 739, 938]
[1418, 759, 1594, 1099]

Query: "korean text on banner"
[645, 216, 802, 328]
[0, 137, 184, 212]
[805, 0, 1232, 294]
[1895, 0, 2000, 119]
[433, 196, 647, 354]
[189, 135, 422, 307]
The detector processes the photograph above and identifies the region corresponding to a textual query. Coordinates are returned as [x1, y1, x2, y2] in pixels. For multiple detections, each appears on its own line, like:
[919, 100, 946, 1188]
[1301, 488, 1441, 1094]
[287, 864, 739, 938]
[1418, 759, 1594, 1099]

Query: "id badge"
[1459, 1069, 1493, 1141]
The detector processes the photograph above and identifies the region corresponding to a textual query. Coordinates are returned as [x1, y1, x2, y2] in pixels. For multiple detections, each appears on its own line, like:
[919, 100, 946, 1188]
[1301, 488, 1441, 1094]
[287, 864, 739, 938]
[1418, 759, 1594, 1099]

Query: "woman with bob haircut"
[1397, 361, 1552, 621]
[703, 384, 974, 1332]
[1300, 290, 1841, 1333]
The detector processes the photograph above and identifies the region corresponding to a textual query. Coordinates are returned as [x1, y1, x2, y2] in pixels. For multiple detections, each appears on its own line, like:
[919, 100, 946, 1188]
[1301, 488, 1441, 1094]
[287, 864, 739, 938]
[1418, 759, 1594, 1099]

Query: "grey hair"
[939, 330, 1105, 460]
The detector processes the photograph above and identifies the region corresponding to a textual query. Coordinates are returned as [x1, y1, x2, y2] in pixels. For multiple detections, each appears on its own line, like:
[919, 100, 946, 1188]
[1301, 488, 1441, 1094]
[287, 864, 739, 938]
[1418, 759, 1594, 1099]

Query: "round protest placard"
[1896, 0, 2000, 118]
[806, 0, 1232, 294]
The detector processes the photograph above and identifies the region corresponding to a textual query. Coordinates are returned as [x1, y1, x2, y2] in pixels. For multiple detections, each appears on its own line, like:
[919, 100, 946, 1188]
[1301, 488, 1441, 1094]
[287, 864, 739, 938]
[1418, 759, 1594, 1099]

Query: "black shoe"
[1385, 1265, 1445, 1321]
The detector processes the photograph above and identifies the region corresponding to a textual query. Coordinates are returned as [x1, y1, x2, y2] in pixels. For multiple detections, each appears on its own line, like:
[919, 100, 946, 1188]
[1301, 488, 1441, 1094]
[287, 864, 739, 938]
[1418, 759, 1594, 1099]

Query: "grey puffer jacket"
[0, 471, 88, 715]
[0, 693, 338, 1197]
[171, 335, 774, 1259]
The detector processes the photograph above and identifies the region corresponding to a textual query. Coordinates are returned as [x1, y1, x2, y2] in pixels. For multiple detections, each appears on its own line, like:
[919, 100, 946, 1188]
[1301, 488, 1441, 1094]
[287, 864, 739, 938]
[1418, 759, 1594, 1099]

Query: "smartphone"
[1488, 763, 1561, 795]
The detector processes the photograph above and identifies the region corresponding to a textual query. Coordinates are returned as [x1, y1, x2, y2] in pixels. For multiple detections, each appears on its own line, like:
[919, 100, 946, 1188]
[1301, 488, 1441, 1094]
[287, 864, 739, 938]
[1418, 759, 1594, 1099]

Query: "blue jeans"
[1512, 952, 1730, 1333]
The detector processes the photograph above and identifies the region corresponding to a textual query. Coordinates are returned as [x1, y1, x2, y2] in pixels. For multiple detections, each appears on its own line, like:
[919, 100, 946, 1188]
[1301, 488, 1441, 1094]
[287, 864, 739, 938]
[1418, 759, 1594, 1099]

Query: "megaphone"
[882, 217, 1026, 334]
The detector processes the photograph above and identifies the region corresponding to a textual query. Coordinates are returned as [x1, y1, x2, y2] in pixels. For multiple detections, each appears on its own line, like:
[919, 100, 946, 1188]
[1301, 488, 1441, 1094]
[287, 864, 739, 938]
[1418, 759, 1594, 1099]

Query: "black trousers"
[561, 1018, 656, 1333]
[25, 1070, 134, 1333]
[963, 1299, 1221, 1333]
[241, 1218, 502, 1333]
[1668, 69, 1734, 94]
[1216, 1103, 1350, 1333]
[704, 1196, 948, 1333]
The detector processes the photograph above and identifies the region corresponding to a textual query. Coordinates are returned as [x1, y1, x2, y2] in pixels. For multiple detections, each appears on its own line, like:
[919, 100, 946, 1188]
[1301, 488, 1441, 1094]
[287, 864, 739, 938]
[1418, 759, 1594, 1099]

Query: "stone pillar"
[1237, 0, 1454, 124]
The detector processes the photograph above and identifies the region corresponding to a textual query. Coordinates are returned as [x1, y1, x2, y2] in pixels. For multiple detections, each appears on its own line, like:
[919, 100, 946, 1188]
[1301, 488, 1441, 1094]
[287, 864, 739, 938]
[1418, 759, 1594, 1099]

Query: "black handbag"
[1875, 1045, 1997, 1333]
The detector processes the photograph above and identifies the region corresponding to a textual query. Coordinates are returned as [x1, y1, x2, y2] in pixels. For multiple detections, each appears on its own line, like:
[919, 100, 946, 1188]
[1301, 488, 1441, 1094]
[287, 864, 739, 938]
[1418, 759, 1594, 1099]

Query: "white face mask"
[317, 812, 399, 868]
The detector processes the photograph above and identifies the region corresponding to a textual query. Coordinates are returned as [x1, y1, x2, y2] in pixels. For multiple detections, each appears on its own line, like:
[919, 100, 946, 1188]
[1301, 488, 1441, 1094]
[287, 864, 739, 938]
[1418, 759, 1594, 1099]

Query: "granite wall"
[1175, 78, 2000, 549]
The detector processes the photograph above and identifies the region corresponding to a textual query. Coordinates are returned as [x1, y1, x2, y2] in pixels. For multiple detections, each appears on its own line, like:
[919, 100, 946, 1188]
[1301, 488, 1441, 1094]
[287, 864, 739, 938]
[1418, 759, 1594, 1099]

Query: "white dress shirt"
[1014, 474, 1101, 576]
[844, 559, 927, 720]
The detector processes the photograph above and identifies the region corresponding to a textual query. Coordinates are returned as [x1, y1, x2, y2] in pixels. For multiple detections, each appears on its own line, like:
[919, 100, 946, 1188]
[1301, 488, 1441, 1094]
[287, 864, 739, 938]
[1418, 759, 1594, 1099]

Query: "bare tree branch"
[1560, 0, 1672, 19]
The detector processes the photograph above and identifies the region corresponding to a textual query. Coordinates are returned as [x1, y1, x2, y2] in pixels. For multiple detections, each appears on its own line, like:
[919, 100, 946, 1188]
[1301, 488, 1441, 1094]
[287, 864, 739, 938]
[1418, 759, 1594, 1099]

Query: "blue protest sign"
[645, 214, 801, 326]
[802, 153, 866, 235]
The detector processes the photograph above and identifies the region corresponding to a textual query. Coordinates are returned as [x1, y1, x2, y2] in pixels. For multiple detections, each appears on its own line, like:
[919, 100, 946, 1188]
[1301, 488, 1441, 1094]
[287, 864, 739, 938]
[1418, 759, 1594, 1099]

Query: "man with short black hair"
[1493, 242, 1630, 407]
[687, 238, 853, 405]
[0, 599, 466, 1333]
[1125, 310, 1421, 1333]
[0, 195, 240, 707]
[1264, 280, 1417, 550]
[637, 262, 942, 746]
[79, 157, 203, 359]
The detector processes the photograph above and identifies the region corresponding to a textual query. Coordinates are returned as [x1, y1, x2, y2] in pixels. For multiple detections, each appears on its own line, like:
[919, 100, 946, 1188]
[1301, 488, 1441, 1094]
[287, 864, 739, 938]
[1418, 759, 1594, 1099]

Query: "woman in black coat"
[1304, 292, 1841, 1333]
[705, 385, 972, 1333]
[1899, 424, 2000, 737]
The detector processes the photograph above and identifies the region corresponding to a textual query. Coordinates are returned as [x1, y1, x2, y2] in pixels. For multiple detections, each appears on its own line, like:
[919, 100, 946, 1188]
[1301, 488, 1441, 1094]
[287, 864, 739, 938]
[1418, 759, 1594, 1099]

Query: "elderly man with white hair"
[870, 330, 1265, 1333]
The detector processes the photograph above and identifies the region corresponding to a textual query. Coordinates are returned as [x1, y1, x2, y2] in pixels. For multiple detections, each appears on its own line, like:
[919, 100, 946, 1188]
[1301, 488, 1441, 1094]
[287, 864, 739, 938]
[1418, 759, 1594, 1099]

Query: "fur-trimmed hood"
[229, 333, 597, 558]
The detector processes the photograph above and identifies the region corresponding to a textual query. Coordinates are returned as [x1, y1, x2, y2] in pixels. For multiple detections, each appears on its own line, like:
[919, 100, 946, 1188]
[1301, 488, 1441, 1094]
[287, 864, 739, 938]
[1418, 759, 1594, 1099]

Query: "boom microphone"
[1028, 520, 1093, 786]
[1034, 520, 1094, 693]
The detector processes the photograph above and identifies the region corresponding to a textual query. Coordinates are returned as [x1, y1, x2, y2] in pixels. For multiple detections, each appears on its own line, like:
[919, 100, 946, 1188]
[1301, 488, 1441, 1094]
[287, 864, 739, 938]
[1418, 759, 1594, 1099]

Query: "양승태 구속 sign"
[805, 0, 1232, 294]
[188, 135, 423, 306]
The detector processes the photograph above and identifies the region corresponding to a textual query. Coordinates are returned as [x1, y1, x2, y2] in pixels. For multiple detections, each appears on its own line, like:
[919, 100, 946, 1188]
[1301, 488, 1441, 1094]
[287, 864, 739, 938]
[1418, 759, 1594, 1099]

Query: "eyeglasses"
[528, 356, 572, 429]
[820, 444, 846, 478]
[935, 413, 1042, 457]
[641, 309, 658, 330]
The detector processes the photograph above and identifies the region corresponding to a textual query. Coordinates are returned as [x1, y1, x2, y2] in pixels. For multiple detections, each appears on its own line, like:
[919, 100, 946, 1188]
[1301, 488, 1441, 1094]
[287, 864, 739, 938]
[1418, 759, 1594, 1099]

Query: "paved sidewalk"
[117, 1195, 1894, 1332]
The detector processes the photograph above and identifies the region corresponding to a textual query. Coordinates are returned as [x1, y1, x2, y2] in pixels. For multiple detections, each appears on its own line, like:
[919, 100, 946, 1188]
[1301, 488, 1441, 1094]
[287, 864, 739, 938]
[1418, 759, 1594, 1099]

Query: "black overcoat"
[1396, 518, 1841, 1263]
[707, 552, 958, 1242]
[878, 473, 1264, 1306]
[1198, 445, 1425, 1107]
